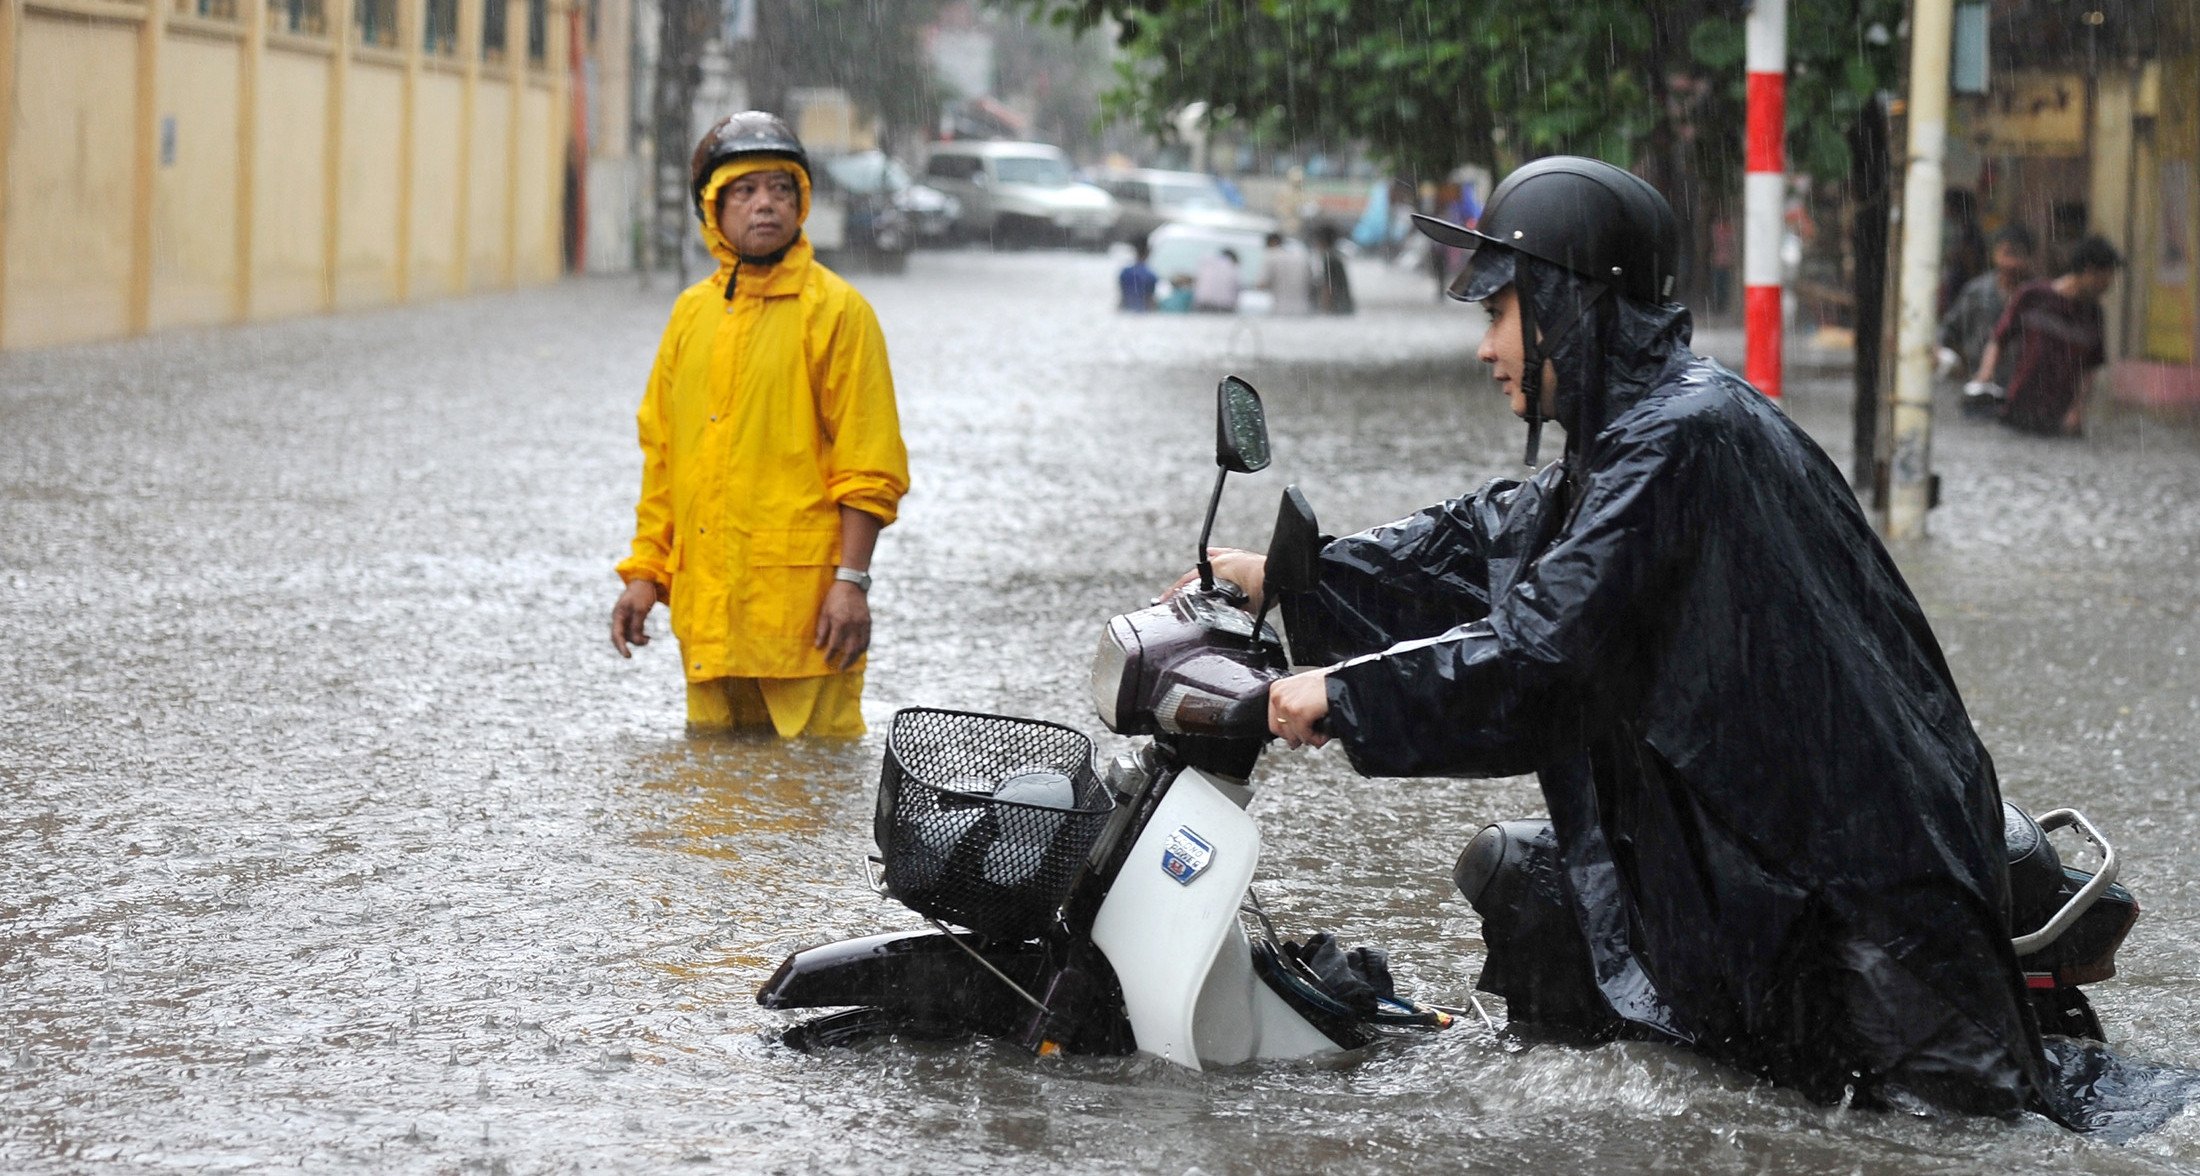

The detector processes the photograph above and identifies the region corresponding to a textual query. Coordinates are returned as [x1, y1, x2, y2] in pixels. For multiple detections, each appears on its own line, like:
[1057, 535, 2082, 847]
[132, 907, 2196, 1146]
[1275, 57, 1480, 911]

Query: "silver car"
[922, 141, 1120, 248]
[1098, 169, 1279, 245]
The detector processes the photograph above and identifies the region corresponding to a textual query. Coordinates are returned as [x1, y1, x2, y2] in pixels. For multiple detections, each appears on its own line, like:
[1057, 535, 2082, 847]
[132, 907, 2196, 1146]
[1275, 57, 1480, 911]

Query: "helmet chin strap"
[1511, 273, 1610, 471]
[1516, 278, 1546, 471]
[723, 230, 803, 303]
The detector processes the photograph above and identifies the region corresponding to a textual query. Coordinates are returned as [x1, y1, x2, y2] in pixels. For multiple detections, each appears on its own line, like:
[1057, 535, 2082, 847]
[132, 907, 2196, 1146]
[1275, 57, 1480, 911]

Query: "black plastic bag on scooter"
[1273, 253, 2166, 1126]
[1244, 926, 1450, 1037]
[1282, 932, 1395, 1014]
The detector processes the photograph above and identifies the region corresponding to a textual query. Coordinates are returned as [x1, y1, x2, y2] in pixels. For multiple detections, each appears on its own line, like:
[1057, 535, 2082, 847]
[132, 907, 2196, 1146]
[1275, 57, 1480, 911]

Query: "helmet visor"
[1448, 246, 1515, 304]
[1411, 211, 1513, 303]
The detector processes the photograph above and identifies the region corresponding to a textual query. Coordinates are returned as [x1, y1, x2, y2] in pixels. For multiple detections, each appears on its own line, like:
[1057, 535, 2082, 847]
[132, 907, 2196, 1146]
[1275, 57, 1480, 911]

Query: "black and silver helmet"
[1413, 156, 1679, 306]
[1412, 157, 1685, 470]
[689, 110, 810, 224]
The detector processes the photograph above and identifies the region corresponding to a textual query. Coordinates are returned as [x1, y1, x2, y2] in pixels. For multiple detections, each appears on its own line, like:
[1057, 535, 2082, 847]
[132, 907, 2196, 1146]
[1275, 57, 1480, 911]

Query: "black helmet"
[689, 111, 810, 224]
[1413, 157, 1684, 471]
[1413, 156, 1679, 306]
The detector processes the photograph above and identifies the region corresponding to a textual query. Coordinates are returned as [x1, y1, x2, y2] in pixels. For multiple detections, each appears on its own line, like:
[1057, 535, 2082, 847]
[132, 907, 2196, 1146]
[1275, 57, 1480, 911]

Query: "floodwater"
[4, 249, 2199, 1173]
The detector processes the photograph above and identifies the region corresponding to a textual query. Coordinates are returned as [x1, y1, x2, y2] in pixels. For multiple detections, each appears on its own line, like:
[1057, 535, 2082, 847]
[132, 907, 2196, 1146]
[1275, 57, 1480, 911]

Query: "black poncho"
[1282, 276, 2056, 1117]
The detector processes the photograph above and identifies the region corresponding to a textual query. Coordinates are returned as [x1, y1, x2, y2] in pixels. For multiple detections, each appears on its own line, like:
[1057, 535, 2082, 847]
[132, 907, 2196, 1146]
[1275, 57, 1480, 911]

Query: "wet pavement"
[4, 248, 2199, 1173]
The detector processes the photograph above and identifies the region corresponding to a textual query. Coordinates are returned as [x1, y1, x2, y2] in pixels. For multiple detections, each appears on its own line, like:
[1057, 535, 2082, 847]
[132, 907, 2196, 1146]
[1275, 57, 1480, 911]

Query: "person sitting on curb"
[1973, 234, 2122, 437]
[1940, 224, 2037, 415]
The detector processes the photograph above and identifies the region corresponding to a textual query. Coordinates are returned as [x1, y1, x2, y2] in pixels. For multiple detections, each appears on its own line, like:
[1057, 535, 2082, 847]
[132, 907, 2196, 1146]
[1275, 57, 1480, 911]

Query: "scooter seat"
[2003, 802, 2068, 927]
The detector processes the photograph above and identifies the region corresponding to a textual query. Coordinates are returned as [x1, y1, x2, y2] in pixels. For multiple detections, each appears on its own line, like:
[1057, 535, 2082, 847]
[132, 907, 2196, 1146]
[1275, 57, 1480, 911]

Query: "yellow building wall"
[2141, 55, 2196, 365]
[4, 12, 140, 349]
[250, 46, 332, 319]
[337, 59, 405, 309]
[0, 0, 572, 351]
[517, 83, 555, 283]
[468, 80, 511, 290]
[152, 30, 244, 331]
[409, 69, 466, 297]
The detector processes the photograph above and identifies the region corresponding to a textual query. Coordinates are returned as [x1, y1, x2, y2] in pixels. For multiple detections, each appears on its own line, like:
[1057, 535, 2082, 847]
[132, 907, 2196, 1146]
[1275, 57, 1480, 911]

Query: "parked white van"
[922, 140, 1120, 247]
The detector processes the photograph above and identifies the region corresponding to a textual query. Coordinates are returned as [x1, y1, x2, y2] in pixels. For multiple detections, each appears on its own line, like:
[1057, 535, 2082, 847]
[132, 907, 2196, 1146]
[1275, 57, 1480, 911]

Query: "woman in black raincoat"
[1227, 157, 2064, 1118]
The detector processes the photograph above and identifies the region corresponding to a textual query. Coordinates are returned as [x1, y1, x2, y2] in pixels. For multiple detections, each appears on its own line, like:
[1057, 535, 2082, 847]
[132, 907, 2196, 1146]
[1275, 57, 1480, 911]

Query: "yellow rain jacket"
[618, 159, 909, 684]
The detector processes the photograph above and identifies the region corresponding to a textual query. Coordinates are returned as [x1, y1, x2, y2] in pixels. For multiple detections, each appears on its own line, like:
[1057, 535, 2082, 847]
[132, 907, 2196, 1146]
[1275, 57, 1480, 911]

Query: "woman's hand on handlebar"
[1164, 548, 1268, 609]
[1268, 667, 1333, 750]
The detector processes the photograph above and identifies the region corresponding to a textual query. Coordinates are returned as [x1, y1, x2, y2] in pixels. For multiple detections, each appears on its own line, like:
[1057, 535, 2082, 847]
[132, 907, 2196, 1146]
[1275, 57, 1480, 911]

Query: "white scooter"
[757, 377, 1454, 1067]
[758, 376, 2142, 1066]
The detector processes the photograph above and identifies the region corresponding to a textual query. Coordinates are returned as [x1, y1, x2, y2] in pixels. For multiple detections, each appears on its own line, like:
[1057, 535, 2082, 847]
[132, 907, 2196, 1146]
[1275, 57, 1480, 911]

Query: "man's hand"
[1972, 339, 2003, 388]
[1164, 547, 1268, 607]
[815, 580, 871, 671]
[1268, 667, 1334, 750]
[611, 580, 661, 658]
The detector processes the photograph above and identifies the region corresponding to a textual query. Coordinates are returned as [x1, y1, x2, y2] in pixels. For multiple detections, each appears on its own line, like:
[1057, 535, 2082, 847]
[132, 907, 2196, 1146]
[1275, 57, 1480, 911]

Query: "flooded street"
[5, 249, 2200, 1173]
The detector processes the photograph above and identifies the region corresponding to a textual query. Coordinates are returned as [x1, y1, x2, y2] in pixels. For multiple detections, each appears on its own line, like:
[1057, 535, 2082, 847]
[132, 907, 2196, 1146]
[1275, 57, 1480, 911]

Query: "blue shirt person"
[1118, 243, 1160, 312]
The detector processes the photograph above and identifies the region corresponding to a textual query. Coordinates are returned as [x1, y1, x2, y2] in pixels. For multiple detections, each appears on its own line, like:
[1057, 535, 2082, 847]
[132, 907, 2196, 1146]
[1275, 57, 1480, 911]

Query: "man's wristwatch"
[834, 566, 872, 593]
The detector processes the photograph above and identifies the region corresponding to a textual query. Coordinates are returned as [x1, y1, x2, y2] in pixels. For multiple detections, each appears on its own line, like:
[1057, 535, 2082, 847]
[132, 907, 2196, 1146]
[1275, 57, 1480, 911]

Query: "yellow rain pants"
[685, 672, 866, 738]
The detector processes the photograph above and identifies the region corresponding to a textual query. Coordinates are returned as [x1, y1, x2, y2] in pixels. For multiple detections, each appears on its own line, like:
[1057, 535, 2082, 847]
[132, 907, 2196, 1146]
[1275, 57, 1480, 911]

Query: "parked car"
[922, 140, 1119, 248]
[811, 151, 908, 274]
[1098, 168, 1278, 245]
[895, 182, 960, 245]
[822, 150, 960, 247]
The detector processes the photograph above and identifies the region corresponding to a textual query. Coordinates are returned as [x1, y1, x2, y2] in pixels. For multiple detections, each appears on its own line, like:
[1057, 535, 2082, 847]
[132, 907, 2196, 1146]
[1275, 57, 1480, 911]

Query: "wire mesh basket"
[874, 707, 1113, 941]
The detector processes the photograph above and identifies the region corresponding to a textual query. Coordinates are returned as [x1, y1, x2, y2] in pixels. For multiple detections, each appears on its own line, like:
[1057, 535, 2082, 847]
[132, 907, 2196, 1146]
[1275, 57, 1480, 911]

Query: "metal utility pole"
[1744, 0, 1787, 401]
[1848, 94, 1894, 496]
[1886, 0, 1957, 539]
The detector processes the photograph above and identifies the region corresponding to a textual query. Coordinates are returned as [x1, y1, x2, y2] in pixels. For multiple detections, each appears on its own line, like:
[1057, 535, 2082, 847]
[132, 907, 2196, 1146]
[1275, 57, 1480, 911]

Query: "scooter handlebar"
[1213, 687, 1272, 738]
[1208, 683, 1328, 742]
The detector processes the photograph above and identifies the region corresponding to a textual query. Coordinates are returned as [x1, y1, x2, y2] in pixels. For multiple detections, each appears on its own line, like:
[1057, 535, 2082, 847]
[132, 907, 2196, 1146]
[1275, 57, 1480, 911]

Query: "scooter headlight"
[1091, 616, 1139, 732]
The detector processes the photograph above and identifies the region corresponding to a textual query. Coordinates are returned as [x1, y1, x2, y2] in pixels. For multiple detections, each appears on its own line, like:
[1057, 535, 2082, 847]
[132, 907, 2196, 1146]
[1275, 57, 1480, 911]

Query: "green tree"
[1021, 0, 1898, 179]
[1009, 0, 1899, 304]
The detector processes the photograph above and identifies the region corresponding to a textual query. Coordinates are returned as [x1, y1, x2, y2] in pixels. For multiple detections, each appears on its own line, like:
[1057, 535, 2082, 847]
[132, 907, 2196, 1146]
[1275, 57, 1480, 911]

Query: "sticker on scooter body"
[1161, 826, 1214, 885]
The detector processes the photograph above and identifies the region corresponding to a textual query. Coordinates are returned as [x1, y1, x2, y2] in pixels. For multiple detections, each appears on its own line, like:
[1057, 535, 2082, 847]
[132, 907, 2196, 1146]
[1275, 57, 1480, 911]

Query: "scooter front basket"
[875, 708, 1112, 941]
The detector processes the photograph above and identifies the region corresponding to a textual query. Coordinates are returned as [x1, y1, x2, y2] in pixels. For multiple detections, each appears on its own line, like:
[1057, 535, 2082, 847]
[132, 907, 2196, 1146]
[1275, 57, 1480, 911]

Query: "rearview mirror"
[1216, 376, 1270, 474]
[1194, 375, 1271, 594]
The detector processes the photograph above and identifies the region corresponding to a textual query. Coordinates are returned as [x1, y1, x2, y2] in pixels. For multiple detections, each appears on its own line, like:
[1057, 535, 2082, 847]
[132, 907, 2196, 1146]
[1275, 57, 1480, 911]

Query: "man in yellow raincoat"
[610, 111, 909, 737]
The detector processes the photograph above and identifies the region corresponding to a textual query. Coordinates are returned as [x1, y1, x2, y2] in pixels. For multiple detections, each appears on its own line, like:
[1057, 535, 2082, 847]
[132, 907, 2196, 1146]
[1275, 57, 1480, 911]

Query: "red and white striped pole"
[1744, 0, 1787, 400]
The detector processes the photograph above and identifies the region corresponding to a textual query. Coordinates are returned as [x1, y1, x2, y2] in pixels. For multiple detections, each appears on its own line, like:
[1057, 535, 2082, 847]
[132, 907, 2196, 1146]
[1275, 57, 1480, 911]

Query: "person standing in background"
[1260, 232, 1312, 315]
[609, 112, 910, 737]
[1273, 166, 1309, 238]
[1313, 225, 1355, 315]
